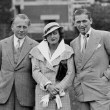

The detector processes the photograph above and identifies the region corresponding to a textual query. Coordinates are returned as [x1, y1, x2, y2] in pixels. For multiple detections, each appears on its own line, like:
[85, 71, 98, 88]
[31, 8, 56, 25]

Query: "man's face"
[74, 14, 92, 35]
[11, 17, 29, 39]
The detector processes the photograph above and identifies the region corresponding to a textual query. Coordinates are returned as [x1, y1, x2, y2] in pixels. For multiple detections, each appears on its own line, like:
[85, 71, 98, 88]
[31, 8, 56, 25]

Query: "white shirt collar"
[86, 27, 91, 36]
[80, 27, 91, 38]
[37, 39, 65, 65]
[14, 35, 25, 48]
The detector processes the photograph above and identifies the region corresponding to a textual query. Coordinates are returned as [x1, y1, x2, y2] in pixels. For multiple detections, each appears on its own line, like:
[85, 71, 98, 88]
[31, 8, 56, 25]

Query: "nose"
[50, 33, 54, 38]
[20, 27, 24, 31]
[51, 33, 54, 37]
[80, 21, 84, 26]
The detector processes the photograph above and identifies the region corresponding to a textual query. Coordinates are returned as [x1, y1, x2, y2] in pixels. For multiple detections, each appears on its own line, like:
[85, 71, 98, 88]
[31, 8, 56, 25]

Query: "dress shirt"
[80, 28, 91, 52]
[14, 35, 25, 49]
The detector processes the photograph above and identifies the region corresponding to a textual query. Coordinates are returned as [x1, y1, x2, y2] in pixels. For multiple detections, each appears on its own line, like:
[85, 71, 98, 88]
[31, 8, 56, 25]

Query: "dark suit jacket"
[0, 35, 38, 106]
[70, 28, 110, 102]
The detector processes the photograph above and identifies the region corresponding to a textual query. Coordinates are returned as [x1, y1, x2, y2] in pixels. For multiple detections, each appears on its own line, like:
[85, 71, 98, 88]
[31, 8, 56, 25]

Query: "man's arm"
[0, 42, 2, 70]
[102, 31, 110, 80]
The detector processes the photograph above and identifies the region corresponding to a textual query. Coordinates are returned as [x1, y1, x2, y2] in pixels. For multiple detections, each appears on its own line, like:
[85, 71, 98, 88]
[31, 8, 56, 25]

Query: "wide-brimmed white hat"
[43, 22, 62, 38]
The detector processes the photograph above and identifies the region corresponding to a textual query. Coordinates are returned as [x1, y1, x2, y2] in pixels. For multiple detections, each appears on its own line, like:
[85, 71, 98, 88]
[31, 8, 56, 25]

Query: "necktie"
[16, 39, 20, 51]
[82, 34, 89, 53]
[14, 39, 21, 64]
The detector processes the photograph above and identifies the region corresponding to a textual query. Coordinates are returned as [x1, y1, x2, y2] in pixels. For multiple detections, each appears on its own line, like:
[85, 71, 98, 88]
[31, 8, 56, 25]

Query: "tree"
[87, 4, 110, 31]
[0, 0, 13, 24]
[0, 0, 13, 39]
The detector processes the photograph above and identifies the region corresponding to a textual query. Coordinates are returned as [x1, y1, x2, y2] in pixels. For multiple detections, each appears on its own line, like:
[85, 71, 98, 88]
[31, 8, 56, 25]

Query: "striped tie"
[16, 39, 20, 51]
[82, 34, 89, 53]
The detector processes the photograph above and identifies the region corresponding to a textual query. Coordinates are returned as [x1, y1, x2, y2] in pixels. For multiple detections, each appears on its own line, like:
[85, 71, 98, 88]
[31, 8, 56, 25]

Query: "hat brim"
[43, 26, 62, 38]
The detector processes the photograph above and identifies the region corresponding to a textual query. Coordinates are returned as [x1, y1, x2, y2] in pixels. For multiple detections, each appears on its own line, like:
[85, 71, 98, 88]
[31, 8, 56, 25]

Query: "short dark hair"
[58, 27, 65, 43]
[73, 8, 91, 21]
[11, 14, 31, 26]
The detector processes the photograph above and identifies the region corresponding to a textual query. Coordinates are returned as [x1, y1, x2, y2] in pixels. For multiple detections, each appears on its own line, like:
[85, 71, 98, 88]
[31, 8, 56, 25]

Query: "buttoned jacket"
[0, 35, 38, 106]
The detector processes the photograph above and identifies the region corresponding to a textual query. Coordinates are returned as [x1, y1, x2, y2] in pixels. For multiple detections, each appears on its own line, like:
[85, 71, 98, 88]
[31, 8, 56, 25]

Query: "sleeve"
[55, 54, 75, 91]
[103, 31, 110, 55]
[103, 65, 110, 80]
[0, 43, 2, 70]
[103, 31, 110, 79]
[31, 56, 52, 91]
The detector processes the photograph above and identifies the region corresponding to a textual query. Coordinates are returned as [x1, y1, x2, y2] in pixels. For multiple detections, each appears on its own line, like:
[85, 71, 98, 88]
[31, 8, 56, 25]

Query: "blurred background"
[0, 0, 110, 109]
[1, 0, 110, 43]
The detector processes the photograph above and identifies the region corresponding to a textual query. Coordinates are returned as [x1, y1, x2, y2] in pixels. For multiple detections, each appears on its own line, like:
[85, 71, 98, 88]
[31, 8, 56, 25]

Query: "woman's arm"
[55, 55, 75, 91]
[31, 57, 58, 95]
[31, 57, 52, 90]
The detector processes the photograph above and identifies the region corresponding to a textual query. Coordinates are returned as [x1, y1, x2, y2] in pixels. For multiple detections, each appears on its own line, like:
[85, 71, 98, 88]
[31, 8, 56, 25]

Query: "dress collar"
[37, 39, 65, 65]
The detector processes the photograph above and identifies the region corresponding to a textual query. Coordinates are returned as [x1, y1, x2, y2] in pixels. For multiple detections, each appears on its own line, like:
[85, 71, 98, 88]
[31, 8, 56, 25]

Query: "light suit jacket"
[70, 28, 110, 102]
[0, 35, 38, 106]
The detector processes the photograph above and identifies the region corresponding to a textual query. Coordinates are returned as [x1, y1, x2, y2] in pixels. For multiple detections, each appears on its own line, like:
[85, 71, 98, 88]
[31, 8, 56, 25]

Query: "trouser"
[78, 101, 90, 110]
[78, 100, 110, 110]
[0, 85, 33, 110]
[90, 100, 110, 110]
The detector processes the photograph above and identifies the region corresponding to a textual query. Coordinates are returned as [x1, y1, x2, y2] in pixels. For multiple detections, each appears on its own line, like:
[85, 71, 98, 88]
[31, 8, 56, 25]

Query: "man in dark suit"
[0, 14, 38, 110]
[70, 8, 110, 110]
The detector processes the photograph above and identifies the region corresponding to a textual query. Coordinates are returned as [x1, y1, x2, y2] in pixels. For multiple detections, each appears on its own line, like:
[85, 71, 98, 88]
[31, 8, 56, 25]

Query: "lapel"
[37, 40, 57, 72]
[46, 61, 55, 71]
[37, 40, 65, 72]
[16, 36, 33, 67]
[81, 28, 101, 69]
[74, 35, 83, 62]
[4, 36, 15, 68]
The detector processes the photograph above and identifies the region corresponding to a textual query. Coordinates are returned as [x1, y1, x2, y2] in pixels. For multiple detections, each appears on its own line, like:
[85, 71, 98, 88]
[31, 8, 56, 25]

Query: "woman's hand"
[46, 84, 59, 96]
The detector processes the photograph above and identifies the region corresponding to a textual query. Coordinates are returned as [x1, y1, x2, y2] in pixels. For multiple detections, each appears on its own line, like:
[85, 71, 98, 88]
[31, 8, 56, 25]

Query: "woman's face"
[46, 29, 60, 45]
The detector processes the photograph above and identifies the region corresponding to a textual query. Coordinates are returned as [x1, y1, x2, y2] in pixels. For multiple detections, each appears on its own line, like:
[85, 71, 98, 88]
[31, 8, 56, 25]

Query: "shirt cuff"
[40, 81, 52, 91]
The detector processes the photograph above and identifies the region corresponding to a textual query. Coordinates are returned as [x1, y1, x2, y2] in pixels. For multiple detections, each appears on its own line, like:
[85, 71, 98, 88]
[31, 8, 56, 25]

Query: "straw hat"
[43, 22, 62, 38]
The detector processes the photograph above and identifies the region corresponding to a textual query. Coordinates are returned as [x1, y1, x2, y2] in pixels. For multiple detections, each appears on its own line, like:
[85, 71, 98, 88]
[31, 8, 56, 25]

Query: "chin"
[80, 31, 85, 34]
[18, 35, 25, 39]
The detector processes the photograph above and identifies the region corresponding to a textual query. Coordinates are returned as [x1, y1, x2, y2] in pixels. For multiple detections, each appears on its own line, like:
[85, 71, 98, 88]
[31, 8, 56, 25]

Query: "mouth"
[80, 27, 85, 31]
[51, 38, 56, 41]
[19, 33, 25, 36]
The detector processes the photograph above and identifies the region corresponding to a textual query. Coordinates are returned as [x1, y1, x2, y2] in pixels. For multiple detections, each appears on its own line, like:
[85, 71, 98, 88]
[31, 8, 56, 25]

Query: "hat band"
[45, 25, 60, 34]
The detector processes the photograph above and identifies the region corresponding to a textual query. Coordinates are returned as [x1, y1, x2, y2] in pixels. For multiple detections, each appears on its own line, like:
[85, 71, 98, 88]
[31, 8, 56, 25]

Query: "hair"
[73, 8, 92, 21]
[11, 14, 31, 26]
[58, 27, 65, 42]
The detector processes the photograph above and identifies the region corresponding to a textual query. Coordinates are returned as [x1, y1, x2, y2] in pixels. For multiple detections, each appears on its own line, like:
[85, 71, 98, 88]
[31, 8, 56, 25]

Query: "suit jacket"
[30, 41, 74, 110]
[70, 28, 110, 102]
[0, 35, 38, 106]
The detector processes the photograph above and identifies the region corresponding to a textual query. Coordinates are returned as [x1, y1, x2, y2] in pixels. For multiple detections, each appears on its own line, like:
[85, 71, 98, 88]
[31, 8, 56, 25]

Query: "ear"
[90, 18, 93, 25]
[74, 23, 77, 27]
[11, 24, 14, 32]
[73, 21, 77, 27]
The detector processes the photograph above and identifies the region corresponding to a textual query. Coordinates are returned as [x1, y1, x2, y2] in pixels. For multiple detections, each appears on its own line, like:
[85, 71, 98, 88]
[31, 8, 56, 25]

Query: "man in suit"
[70, 8, 110, 110]
[0, 14, 38, 110]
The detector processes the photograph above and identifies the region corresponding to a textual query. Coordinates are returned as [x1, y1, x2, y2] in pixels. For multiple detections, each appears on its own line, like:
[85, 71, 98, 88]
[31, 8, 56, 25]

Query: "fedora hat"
[43, 22, 62, 38]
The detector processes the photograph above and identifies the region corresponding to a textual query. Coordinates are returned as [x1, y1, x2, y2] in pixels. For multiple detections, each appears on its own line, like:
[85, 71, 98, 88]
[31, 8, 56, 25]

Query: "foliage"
[87, 4, 110, 31]
[0, 0, 13, 24]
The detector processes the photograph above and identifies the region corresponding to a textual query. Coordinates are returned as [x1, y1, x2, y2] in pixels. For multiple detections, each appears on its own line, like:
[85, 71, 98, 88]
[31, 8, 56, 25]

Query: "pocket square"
[96, 44, 101, 50]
